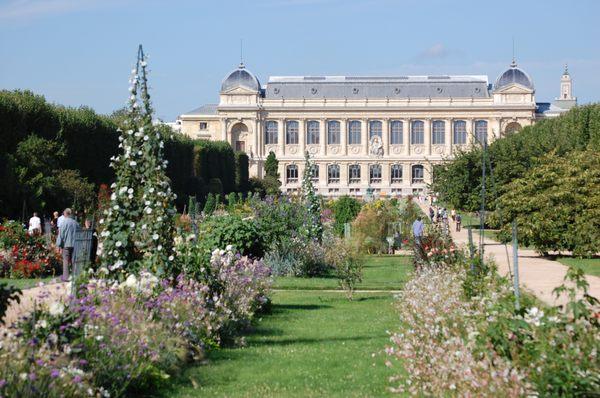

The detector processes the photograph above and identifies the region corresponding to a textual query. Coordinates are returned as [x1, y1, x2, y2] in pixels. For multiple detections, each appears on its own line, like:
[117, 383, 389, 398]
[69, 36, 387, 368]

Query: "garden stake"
[512, 220, 521, 311]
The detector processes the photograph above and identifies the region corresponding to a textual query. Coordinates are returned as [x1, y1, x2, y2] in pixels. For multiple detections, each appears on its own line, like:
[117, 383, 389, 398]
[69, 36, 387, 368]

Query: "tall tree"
[101, 45, 176, 278]
[301, 151, 323, 241]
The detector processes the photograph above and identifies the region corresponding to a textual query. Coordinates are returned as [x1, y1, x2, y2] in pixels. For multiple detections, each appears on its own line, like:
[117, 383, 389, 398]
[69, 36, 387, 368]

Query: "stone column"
[381, 162, 389, 192]
[340, 119, 347, 155]
[382, 118, 389, 156]
[492, 117, 501, 143]
[298, 119, 306, 157]
[424, 118, 432, 155]
[320, 118, 327, 157]
[221, 118, 228, 141]
[340, 163, 348, 194]
[278, 118, 285, 156]
[255, 119, 262, 157]
[445, 118, 452, 154]
[361, 119, 368, 155]
[405, 119, 411, 156]
[467, 119, 475, 147]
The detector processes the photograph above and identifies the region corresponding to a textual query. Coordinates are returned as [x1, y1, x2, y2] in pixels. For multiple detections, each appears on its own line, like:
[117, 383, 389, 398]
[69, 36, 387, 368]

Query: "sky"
[1, 0, 599, 121]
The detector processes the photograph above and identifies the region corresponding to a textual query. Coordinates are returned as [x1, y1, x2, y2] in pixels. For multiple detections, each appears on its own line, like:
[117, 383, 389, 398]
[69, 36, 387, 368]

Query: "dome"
[221, 63, 261, 92]
[495, 60, 534, 90]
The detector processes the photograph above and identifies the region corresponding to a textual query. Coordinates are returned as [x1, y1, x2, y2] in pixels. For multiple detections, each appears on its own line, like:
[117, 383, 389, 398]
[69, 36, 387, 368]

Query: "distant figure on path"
[429, 207, 435, 222]
[451, 209, 456, 222]
[84, 219, 98, 264]
[456, 214, 462, 232]
[50, 211, 60, 235]
[28, 212, 42, 235]
[412, 216, 424, 246]
[56, 208, 79, 281]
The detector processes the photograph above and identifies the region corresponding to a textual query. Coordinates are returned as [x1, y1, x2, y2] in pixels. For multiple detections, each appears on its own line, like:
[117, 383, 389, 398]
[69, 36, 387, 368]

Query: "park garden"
[0, 47, 598, 397]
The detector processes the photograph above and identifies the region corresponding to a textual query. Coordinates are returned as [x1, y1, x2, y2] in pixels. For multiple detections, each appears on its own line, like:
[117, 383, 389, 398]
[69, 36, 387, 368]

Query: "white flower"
[127, 188, 133, 194]
[110, 193, 116, 200]
[149, 187, 155, 193]
[35, 319, 48, 329]
[124, 274, 137, 288]
[157, 245, 162, 251]
[95, 335, 104, 341]
[146, 208, 152, 214]
[129, 161, 137, 166]
[119, 186, 127, 194]
[20, 373, 28, 381]
[49, 302, 64, 316]
[152, 233, 159, 240]
[130, 222, 136, 228]
[143, 135, 149, 141]
[142, 224, 147, 230]
[168, 255, 174, 261]
[113, 205, 120, 210]
[99, 267, 109, 275]
[115, 241, 122, 247]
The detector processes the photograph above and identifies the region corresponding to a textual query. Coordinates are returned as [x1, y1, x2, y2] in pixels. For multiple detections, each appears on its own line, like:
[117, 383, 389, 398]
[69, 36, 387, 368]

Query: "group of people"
[428, 206, 462, 232]
[28, 208, 95, 282]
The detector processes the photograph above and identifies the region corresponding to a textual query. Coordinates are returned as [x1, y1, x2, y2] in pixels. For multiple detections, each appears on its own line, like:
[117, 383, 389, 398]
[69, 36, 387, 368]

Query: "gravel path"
[1, 281, 69, 327]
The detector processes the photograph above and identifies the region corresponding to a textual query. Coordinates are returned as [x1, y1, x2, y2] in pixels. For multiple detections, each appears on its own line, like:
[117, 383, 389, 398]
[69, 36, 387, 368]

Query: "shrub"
[324, 235, 364, 299]
[332, 196, 362, 236]
[351, 199, 399, 254]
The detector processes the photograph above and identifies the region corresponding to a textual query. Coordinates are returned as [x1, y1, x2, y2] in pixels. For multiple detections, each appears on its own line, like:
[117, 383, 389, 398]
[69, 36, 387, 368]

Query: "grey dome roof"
[495, 61, 534, 90]
[221, 63, 261, 92]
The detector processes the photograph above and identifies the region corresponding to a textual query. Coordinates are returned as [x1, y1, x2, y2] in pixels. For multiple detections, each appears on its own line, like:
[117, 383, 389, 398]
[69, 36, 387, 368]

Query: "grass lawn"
[556, 257, 600, 277]
[0, 277, 56, 290]
[273, 255, 412, 290]
[158, 256, 412, 398]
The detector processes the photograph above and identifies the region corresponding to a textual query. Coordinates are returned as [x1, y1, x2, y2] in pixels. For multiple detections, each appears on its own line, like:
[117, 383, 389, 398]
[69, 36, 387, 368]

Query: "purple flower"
[0, 379, 6, 388]
[50, 369, 60, 379]
[28, 373, 36, 381]
[73, 375, 82, 383]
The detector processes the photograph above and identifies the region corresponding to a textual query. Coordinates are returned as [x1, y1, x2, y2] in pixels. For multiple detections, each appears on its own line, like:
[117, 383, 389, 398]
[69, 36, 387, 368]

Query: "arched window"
[349, 164, 361, 184]
[306, 120, 320, 145]
[504, 122, 522, 135]
[369, 164, 382, 184]
[310, 164, 319, 183]
[411, 120, 424, 145]
[475, 120, 488, 145]
[286, 165, 298, 183]
[327, 120, 341, 144]
[453, 120, 467, 145]
[348, 120, 361, 145]
[432, 120, 445, 145]
[390, 120, 403, 145]
[327, 164, 340, 184]
[391, 164, 403, 183]
[286, 121, 299, 144]
[411, 165, 424, 184]
[265, 121, 278, 145]
[369, 120, 382, 140]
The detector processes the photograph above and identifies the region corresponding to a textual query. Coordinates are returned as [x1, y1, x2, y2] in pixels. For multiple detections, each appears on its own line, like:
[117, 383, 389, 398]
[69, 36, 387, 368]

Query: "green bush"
[332, 196, 362, 236]
[197, 215, 267, 259]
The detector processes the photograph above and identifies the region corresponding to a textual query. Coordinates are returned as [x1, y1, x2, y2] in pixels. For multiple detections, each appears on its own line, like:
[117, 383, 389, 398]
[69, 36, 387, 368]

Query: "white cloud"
[417, 43, 453, 60]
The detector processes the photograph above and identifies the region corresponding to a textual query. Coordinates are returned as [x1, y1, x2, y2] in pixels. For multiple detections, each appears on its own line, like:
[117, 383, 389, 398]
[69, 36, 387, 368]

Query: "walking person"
[456, 213, 462, 232]
[56, 208, 79, 282]
[429, 207, 435, 222]
[50, 211, 60, 235]
[412, 216, 425, 270]
[451, 209, 456, 222]
[28, 212, 42, 235]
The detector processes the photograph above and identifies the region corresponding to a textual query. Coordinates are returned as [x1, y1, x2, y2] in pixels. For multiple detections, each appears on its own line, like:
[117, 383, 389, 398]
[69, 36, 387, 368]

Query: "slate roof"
[184, 104, 218, 115]
[221, 63, 261, 92]
[263, 75, 491, 99]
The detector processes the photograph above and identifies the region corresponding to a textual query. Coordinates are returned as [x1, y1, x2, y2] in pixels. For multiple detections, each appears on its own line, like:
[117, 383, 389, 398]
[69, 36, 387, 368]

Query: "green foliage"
[208, 178, 223, 195]
[301, 151, 323, 241]
[100, 48, 176, 278]
[0, 282, 21, 324]
[55, 169, 96, 214]
[234, 151, 249, 191]
[203, 193, 216, 215]
[351, 199, 400, 254]
[331, 196, 362, 236]
[193, 140, 236, 194]
[264, 151, 279, 179]
[324, 236, 364, 300]
[497, 150, 600, 256]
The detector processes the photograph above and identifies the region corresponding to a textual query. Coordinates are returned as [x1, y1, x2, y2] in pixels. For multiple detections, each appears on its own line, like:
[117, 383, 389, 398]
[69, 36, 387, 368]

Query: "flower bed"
[0, 221, 60, 278]
[386, 244, 600, 396]
[0, 248, 271, 397]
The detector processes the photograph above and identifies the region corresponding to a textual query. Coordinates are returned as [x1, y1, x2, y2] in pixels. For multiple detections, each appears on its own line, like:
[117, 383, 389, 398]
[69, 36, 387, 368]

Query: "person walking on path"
[28, 212, 42, 235]
[56, 208, 79, 281]
[455, 213, 462, 232]
[412, 216, 424, 246]
[429, 207, 435, 222]
[451, 209, 456, 222]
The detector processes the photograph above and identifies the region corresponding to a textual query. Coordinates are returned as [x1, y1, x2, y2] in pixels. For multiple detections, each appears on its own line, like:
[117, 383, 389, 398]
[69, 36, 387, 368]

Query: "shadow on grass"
[251, 334, 386, 347]
[274, 303, 332, 311]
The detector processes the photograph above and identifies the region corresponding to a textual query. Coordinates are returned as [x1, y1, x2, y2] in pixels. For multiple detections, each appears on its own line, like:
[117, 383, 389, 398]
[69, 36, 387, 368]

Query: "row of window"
[265, 120, 489, 146]
[285, 164, 424, 184]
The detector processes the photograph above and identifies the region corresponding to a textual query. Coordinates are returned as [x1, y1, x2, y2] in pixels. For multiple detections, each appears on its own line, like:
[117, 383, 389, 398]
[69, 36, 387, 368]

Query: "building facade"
[178, 61, 575, 197]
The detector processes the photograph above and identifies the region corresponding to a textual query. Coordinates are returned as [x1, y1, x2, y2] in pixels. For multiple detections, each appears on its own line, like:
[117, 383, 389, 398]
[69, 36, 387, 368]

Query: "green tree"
[301, 151, 323, 241]
[203, 193, 216, 215]
[54, 169, 96, 214]
[332, 196, 362, 236]
[264, 151, 279, 179]
[101, 45, 176, 278]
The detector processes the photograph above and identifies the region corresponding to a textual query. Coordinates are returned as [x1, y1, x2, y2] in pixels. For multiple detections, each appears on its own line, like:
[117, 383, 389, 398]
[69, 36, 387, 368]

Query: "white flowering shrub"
[101, 46, 176, 278]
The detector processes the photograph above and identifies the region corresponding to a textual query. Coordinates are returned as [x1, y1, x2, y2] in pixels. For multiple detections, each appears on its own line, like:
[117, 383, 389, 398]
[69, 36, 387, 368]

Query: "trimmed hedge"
[193, 140, 236, 194]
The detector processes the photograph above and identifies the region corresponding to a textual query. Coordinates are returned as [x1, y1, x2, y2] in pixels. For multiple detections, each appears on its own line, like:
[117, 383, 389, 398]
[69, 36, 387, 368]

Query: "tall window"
[286, 165, 298, 183]
[369, 164, 382, 184]
[453, 120, 467, 145]
[265, 121, 278, 145]
[286, 121, 299, 144]
[310, 164, 319, 183]
[390, 120, 403, 144]
[327, 120, 341, 144]
[369, 120, 382, 140]
[327, 164, 340, 184]
[306, 120, 320, 145]
[475, 120, 488, 145]
[391, 164, 403, 183]
[411, 165, 424, 184]
[411, 120, 424, 145]
[348, 120, 361, 145]
[432, 120, 445, 145]
[349, 164, 361, 184]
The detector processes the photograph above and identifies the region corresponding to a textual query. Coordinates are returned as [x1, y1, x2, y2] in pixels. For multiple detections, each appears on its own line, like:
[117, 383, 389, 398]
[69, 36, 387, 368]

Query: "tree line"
[0, 90, 250, 220]
[431, 104, 600, 256]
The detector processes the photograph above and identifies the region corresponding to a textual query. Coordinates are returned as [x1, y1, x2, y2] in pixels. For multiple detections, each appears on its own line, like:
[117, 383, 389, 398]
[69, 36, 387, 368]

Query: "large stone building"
[178, 61, 576, 197]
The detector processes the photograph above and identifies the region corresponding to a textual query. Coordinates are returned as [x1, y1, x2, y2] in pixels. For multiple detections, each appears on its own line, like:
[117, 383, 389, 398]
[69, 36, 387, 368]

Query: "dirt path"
[1, 282, 69, 327]
[419, 203, 600, 306]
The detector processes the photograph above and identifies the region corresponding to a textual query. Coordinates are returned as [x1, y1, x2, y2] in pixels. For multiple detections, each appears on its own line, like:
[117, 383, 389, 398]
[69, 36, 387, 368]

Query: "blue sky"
[1, 0, 598, 121]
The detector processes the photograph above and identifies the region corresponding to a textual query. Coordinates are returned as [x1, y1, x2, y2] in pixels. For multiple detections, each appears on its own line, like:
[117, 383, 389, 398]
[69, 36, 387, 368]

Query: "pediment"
[494, 84, 533, 94]
[221, 86, 258, 95]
